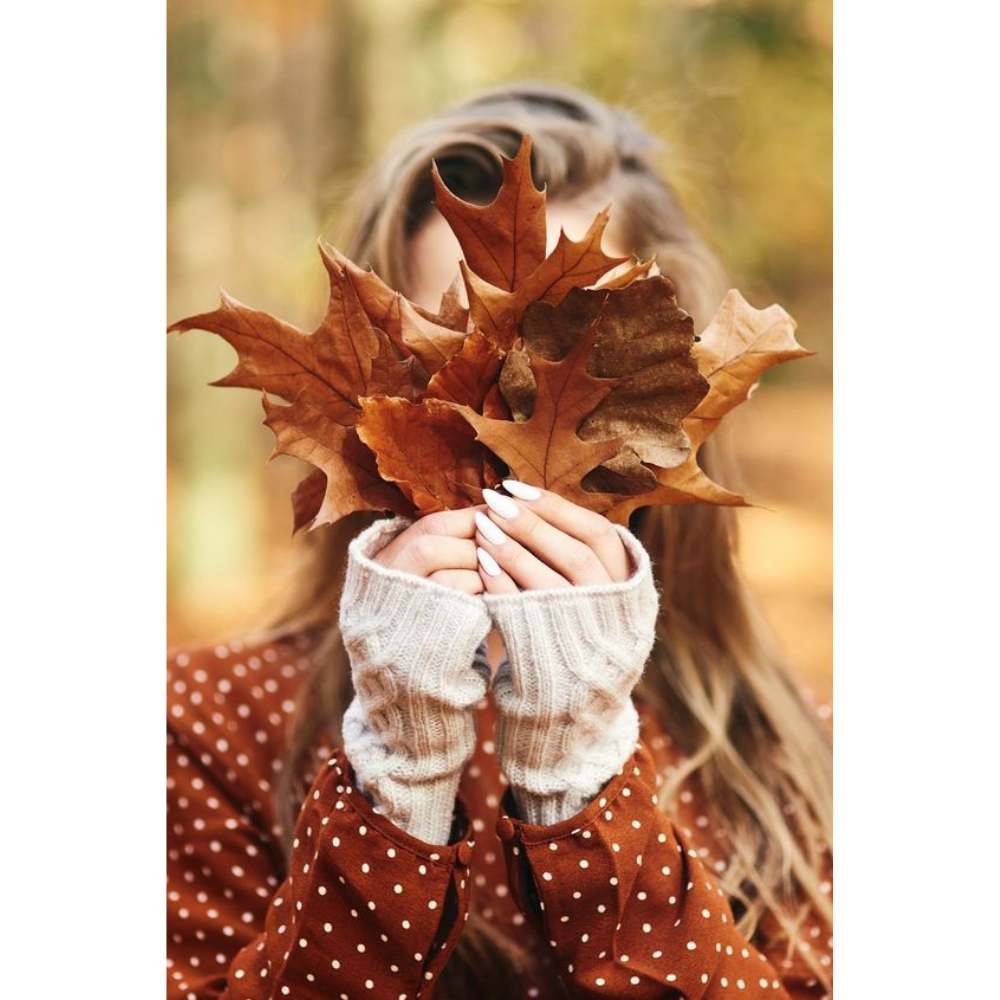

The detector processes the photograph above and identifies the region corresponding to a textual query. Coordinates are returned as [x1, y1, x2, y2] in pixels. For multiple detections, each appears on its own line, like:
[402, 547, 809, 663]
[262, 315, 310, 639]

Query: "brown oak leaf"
[168, 243, 420, 423]
[444, 306, 624, 508]
[597, 453, 748, 525]
[460, 206, 630, 348]
[432, 135, 547, 292]
[431, 136, 628, 349]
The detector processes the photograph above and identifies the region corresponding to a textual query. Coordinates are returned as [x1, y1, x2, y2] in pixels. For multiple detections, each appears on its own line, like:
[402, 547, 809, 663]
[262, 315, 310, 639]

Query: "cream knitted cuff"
[339, 516, 492, 845]
[484, 523, 660, 826]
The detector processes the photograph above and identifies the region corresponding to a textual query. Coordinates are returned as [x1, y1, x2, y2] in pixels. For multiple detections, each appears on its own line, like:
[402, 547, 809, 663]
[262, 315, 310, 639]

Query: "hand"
[373, 506, 488, 596]
[471, 488, 660, 826]
[472, 480, 633, 593]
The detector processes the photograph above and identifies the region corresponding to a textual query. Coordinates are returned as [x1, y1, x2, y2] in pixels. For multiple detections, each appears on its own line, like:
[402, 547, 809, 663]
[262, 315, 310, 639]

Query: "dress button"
[456, 841, 474, 867]
[496, 816, 517, 842]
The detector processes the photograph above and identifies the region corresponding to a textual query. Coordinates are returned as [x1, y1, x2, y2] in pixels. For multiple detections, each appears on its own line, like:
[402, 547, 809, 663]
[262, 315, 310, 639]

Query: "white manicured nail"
[475, 511, 508, 545]
[477, 546, 502, 577]
[502, 479, 541, 501]
[482, 488, 519, 519]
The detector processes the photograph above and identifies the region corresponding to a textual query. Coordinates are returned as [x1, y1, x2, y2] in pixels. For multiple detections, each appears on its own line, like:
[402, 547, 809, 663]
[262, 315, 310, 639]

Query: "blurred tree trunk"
[284, 0, 367, 223]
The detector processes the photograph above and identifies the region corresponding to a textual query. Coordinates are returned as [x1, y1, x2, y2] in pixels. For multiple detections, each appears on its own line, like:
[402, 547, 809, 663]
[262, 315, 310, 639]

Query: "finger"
[412, 505, 486, 540]
[392, 536, 479, 578]
[475, 517, 570, 591]
[481, 490, 611, 586]
[375, 507, 486, 569]
[475, 547, 519, 595]
[427, 568, 485, 595]
[499, 480, 631, 581]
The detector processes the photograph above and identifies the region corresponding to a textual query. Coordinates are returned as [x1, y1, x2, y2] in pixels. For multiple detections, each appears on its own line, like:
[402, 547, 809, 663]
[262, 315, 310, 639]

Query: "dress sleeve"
[168, 733, 476, 1000]
[492, 737, 794, 999]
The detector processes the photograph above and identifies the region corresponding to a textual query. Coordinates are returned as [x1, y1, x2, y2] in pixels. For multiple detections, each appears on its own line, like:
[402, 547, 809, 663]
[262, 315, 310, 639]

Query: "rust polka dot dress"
[167, 629, 832, 998]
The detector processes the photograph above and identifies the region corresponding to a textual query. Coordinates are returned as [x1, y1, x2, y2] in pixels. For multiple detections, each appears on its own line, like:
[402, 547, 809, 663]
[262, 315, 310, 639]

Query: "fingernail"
[475, 511, 508, 545]
[477, 546, 502, 577]
[482, 488, 519, 519]
[502, 479, 541, 501]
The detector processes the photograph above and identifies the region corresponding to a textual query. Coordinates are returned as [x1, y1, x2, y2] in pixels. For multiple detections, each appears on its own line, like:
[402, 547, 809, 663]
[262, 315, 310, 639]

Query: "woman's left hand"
[474, 480, 633, 593]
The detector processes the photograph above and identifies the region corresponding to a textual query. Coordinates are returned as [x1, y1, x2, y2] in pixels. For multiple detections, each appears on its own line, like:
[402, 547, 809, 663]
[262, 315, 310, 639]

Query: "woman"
[167, 82, 832, 1000]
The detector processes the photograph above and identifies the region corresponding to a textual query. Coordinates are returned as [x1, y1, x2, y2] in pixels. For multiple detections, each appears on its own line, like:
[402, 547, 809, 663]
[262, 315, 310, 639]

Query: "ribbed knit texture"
[339, 515, 492, 845]
[484, 524, 660, 826]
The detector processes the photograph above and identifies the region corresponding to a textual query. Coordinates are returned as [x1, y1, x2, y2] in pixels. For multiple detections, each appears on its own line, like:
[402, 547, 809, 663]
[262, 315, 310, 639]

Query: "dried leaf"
[481, 382, 511, 420]
[513, 278, 708, 469]
[595, 256, 656, 290]
[356, 396, 495, 513]
[497, 348, 534, 421]
[461, 207, 631, 348]
[432, 136, 547, 292]
[686, 290, 812, 448]
[324, 243, 466, 375]
[427, 273, 470, 332]
[168, 244, 417, 424]
[445, 314, 624, 507]
[424, 329, 504, 411]
[262, 394, 412, 530]
[290, 469, 328, 534]
[598, 454, 748, 525]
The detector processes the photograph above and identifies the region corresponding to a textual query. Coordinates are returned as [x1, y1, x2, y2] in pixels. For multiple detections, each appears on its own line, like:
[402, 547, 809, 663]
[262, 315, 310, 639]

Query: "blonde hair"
[273, 80, 832, 994]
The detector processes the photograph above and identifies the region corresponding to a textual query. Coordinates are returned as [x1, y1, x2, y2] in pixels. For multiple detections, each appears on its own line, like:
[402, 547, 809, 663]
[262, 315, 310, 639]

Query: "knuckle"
[415, 511, 445, 536]
[566, 545, 596, 576]
[567, 545, 599, 577]
[409, 534, 436, 568]
[590, 515, 617, 543]
[521, 513, 543, 542]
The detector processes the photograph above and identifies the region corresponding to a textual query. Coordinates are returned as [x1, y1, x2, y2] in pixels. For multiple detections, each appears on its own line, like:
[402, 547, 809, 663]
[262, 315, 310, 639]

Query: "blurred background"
[168, 0, 832, 698]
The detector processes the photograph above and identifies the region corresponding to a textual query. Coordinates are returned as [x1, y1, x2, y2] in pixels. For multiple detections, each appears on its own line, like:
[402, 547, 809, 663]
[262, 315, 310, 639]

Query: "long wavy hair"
[270, 81, 833, 995]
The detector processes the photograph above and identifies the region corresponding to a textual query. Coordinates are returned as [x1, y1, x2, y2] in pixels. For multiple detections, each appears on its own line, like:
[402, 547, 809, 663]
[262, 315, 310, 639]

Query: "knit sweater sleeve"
[167, 645, 478, 1000]
[493, 739, 797, 999]
[339, 515, 493, 845]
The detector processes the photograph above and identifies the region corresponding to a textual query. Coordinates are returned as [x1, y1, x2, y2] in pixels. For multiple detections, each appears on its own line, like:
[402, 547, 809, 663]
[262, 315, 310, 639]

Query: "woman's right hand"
[372, 505, 488, 596]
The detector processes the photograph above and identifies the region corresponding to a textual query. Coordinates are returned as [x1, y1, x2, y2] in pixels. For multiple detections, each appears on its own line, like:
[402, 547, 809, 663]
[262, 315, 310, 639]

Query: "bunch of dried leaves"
[169, 137, 810, 531]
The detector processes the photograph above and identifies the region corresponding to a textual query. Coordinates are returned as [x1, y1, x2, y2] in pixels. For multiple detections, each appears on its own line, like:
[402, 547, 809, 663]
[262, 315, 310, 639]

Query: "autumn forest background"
[167, 0, 832, 698]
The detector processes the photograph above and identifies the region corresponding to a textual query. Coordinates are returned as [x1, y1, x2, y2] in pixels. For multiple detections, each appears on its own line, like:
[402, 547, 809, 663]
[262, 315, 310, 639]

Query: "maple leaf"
[685, 290, 812, 448]
[460, 207, 630, 348]
[290, 469, 329, 534]
[263, 394, 413, 530]
[356, 396, 501, 513]
[444, 302, 625, 507]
